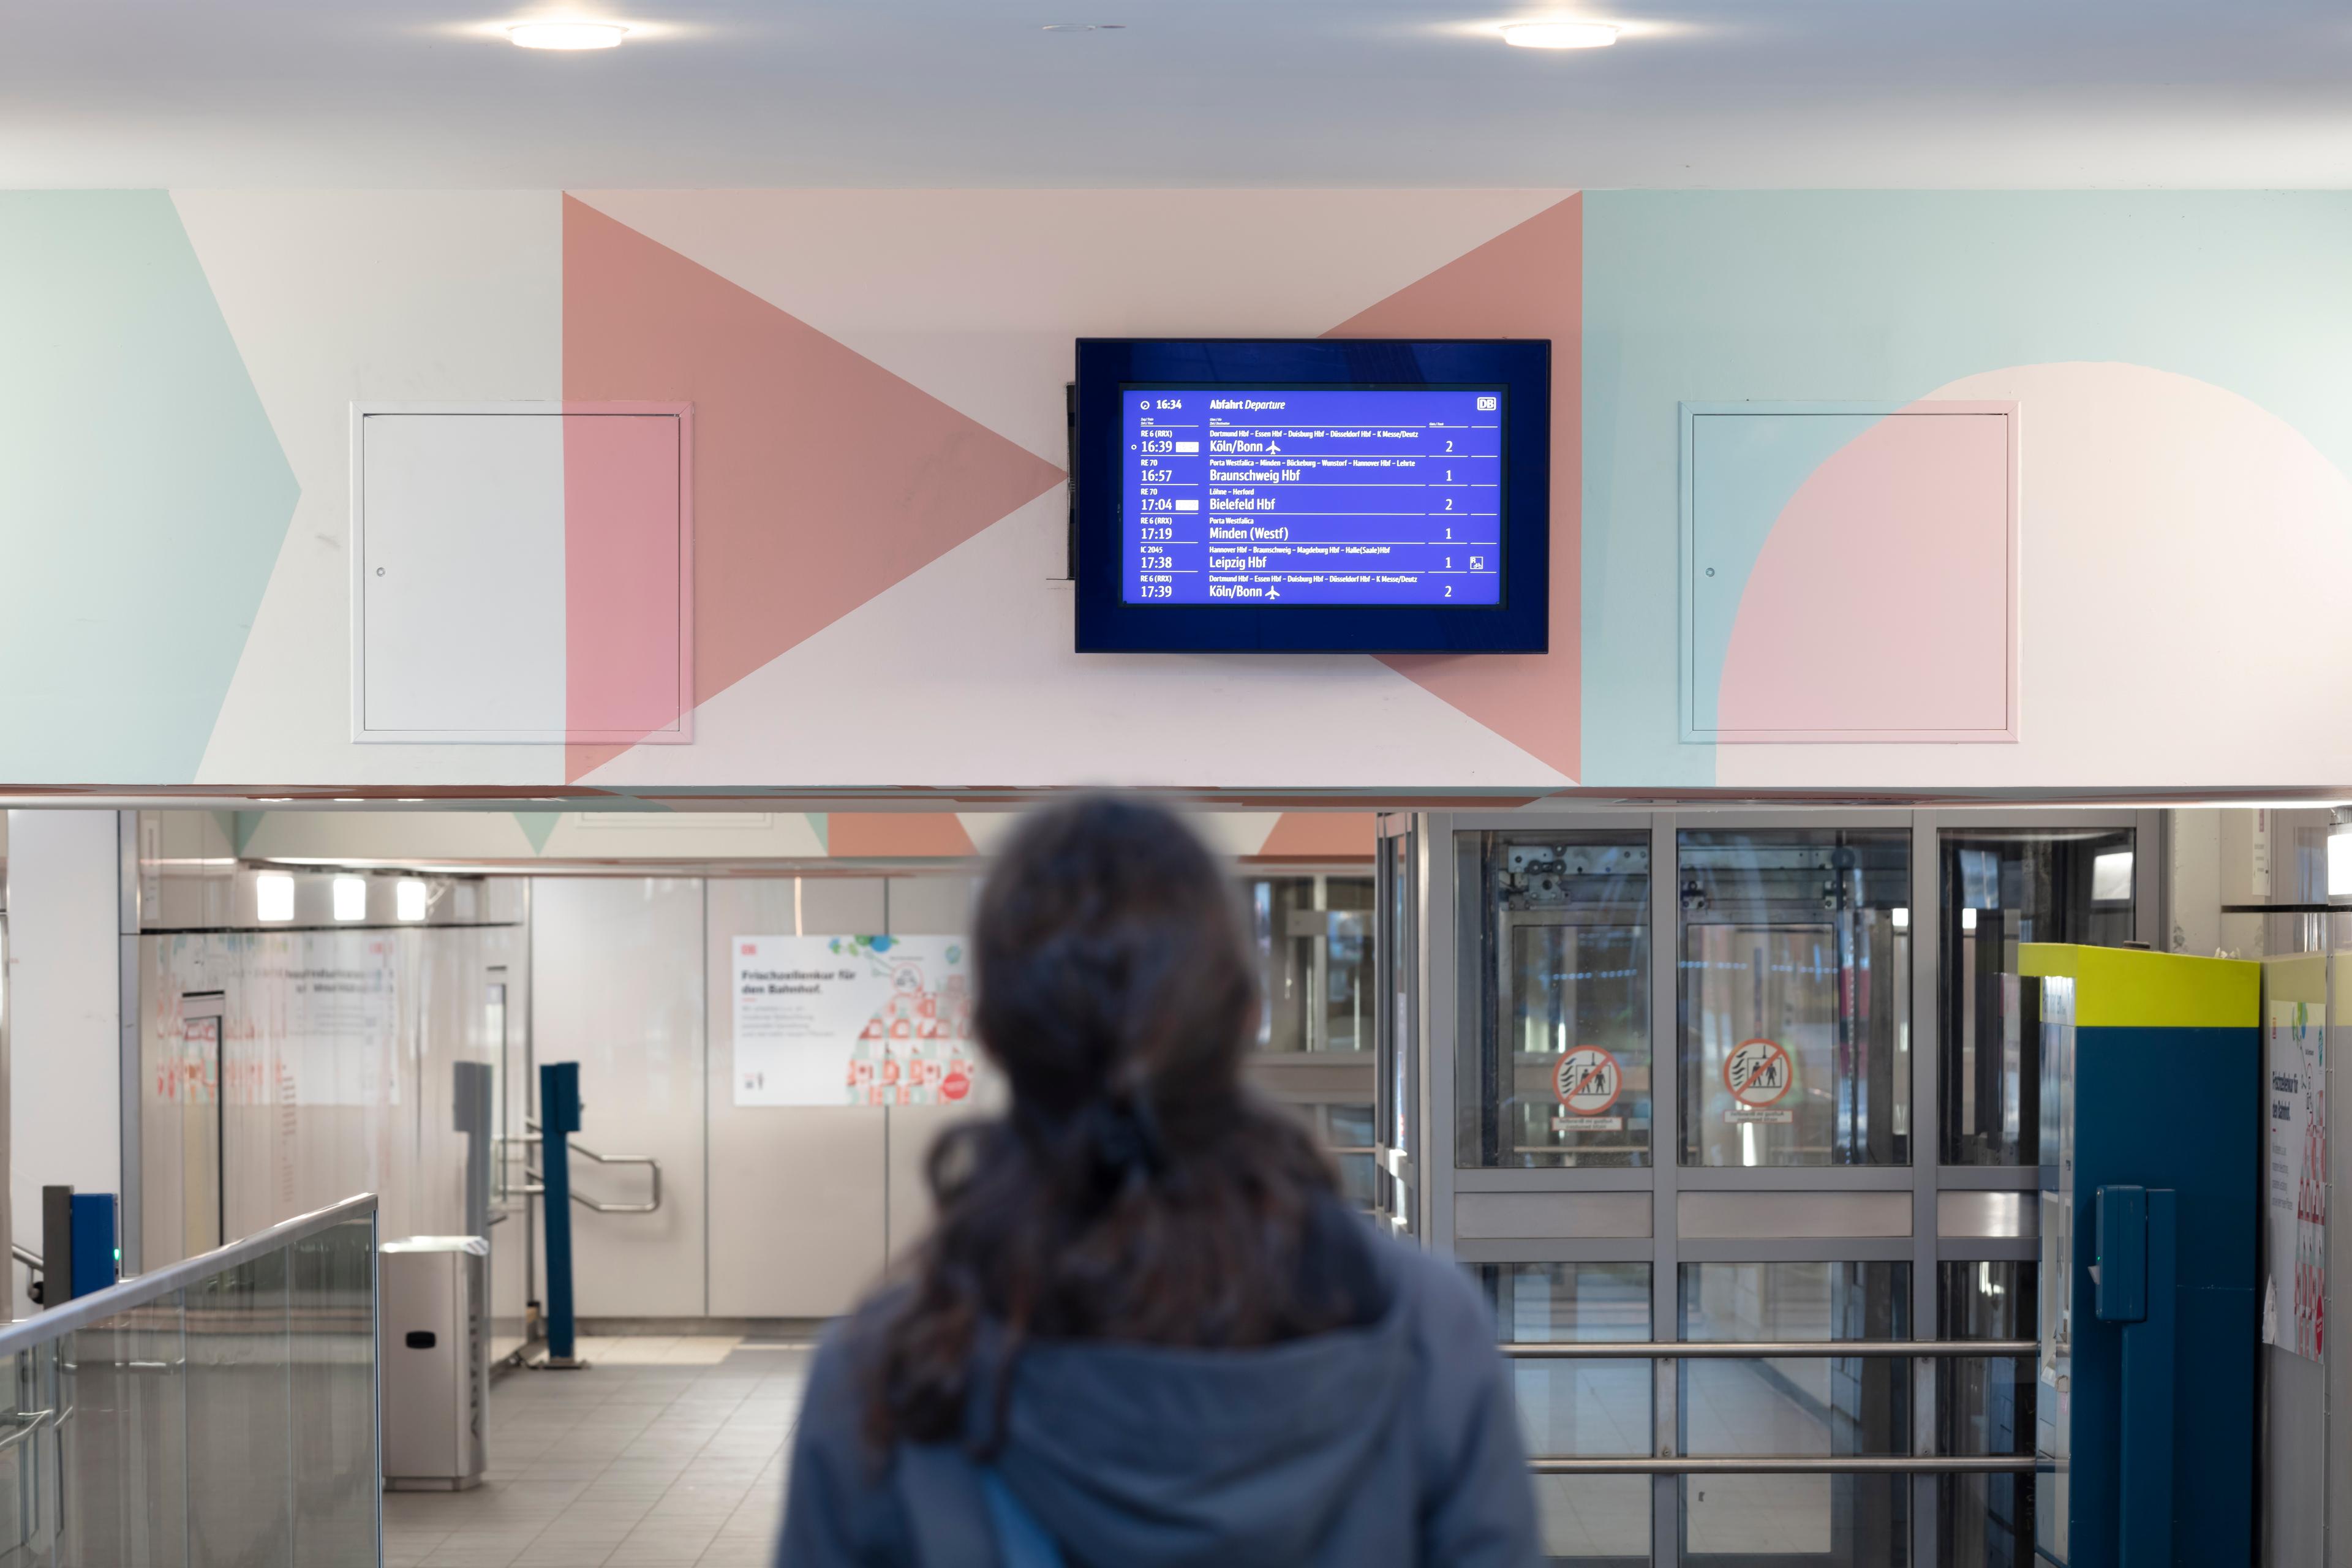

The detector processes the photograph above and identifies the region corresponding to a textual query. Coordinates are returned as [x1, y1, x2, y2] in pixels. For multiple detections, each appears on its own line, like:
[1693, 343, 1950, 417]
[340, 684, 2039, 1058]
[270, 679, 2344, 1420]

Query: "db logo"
[741, 944, 756, 956]
[941, 1071, 971, 1102]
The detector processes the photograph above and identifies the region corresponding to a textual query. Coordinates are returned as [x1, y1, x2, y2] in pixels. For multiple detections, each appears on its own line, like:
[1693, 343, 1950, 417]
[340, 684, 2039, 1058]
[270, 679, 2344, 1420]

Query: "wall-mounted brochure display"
[731, 934, 981, 1107]
[1074, 338, 1551, 653]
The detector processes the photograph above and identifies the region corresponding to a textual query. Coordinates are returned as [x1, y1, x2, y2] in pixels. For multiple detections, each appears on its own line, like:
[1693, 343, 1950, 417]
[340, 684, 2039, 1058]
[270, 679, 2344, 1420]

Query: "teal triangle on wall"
[805, 812, 828, 852]
[513, 813, 562, 854]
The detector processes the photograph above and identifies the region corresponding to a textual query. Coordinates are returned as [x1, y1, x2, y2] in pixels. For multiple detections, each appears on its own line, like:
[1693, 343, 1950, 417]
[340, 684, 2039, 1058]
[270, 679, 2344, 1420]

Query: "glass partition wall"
[0, 1195, 379, 1567]
[1240, 870, 1382, 1216]
[1427, 810, 2147, 1568]
[1460, 834, 1652, 1170]
[1678, 831, 1910, 1168]
[1938, 830, 2133, 1167]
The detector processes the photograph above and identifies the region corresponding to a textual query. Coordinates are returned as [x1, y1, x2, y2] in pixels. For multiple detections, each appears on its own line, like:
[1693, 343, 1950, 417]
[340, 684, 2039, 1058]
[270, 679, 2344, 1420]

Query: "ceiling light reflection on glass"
[1501, 21, 1619, 48]
[255, 873, 296, 924]
[508, 21, 630, 50]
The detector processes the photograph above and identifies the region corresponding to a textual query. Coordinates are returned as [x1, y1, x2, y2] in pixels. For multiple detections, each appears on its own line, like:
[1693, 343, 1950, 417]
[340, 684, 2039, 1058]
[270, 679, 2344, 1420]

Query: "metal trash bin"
[381, 1236, 490, 1490]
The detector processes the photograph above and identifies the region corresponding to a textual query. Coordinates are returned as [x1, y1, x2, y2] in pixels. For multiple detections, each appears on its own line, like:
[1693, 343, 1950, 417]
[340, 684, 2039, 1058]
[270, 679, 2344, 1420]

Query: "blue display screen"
[1120, 385, 1505, 607]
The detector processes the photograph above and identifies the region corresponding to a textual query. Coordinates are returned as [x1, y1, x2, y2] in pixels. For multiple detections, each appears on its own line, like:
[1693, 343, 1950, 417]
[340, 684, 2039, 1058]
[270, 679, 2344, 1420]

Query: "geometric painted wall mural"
[4, 189, 2352, 793]
[1332, 194, 1585, 782]
[561, 197, 1068, 782]
[0, 192, 298, 783]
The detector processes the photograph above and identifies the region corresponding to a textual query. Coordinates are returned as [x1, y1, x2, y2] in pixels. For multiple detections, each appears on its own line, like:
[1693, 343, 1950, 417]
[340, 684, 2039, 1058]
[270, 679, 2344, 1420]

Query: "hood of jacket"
[976, 1269, 1415, 1568]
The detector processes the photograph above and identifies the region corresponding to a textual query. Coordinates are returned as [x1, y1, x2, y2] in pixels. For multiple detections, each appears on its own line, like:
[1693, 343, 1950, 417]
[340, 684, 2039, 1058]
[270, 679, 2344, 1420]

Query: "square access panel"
[350, 404, 693, 745]
[1681, 402, 2018, 744]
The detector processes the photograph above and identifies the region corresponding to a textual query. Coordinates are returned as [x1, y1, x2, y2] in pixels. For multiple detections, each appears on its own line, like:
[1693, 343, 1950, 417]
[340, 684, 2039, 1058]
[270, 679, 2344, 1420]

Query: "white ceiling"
[6, 0, 2350, 188]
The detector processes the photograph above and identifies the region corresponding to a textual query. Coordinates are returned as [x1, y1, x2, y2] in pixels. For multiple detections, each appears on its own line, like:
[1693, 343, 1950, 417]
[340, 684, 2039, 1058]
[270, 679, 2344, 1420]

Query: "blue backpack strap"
[892, 1444, 1068, 1568]
[893, 1442, 998, 1566]
[980, 1469, 1068, 1568]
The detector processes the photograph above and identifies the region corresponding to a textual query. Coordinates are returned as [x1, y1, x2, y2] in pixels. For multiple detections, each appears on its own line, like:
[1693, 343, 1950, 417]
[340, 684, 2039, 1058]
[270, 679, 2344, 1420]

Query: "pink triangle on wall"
[826, 812, 979, 858]
[1325, 195, 1583, 783]
[1256, 812, 1378, 861]
[560, 196, 1068, 782]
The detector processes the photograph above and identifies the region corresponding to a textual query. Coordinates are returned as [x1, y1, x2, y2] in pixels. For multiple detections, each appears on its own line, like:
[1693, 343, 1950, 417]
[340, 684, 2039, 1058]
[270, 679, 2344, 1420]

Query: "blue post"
[67, 1193, 117, 1300]
[539, 1063, 584, 1368]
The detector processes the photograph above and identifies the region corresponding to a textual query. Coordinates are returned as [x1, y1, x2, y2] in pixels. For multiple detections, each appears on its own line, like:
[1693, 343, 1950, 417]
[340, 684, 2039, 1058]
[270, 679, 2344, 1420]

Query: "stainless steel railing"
[1501, 1336, 2038, 1476]
[0, 1194, 381, 1563]
[0, 1193, 378, 1355]
[1501, 1338, 2037, 1360]
[496, 1120, 663, 1215]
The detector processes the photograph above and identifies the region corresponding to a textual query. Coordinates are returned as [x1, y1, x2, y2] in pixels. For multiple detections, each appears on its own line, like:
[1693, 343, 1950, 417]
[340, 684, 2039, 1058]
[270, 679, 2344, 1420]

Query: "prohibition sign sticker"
[1554, 1046, 1624, 1118]
[1723, 1038, 1793, 1112]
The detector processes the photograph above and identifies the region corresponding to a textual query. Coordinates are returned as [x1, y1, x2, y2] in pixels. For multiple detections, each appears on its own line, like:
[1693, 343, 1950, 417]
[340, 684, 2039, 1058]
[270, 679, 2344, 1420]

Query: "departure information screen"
[1121, 386, 1505, 606]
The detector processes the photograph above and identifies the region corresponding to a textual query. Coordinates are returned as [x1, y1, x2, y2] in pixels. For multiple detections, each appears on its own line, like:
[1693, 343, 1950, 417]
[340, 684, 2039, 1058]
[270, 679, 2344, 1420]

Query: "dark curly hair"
[866, 794, 1352, 1450]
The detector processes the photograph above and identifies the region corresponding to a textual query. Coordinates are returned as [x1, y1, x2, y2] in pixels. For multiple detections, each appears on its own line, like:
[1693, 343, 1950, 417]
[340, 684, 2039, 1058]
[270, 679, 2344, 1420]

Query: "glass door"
[1240, 872, 1379, 1210]
[1677, 831, 1910, 1168]
[1373, 818, 1418, 1235]
[179, 992, 228, 1256]
[1424, 809, 2135, 1568]
[1463, 834, 1652, 1169]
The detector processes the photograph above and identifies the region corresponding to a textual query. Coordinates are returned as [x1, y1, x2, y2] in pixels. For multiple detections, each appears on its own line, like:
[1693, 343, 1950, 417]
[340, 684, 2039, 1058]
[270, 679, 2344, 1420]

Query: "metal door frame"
[178, 990, 229, 1256]
[1410, 805, 2157, 1568]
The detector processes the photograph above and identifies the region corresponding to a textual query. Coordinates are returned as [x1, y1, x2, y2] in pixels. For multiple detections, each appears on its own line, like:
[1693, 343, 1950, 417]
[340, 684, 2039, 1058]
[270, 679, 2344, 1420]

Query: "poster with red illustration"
[2266, 998, 2325, 1359]
[732, 935, 979, 1107]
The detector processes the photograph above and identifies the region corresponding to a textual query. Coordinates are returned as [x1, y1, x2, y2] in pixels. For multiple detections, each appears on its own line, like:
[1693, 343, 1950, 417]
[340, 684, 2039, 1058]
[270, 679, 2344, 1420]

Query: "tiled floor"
[384, 1335, 808, 1568]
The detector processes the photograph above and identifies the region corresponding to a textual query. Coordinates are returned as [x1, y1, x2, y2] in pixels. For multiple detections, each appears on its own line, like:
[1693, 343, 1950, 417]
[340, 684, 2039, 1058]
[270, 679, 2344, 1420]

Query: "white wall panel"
[706, 877, 888, 1318]
[482, 945, 533, 1352]
[355, 411, 566, 741]
[529, 878, 707, 1317]
[7, 811, 124, 1313]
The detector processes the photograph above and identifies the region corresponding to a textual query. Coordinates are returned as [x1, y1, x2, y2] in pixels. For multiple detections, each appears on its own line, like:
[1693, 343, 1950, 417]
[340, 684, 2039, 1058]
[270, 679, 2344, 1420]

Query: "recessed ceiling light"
[508, 21, 630, 50]
[1041, 22, 1125, 31]
[1502, 21, 1618, 48]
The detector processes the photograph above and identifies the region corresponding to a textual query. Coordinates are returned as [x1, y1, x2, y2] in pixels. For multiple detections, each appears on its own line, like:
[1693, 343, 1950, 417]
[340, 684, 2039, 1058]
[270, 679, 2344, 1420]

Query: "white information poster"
[732, 935, 979, 1107]
[2266, 998, 2326, 1359]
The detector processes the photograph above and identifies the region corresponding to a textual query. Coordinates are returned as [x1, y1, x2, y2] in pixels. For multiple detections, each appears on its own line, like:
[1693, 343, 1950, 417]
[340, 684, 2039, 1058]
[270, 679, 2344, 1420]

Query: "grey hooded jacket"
[775, 1219, 1542, 1568]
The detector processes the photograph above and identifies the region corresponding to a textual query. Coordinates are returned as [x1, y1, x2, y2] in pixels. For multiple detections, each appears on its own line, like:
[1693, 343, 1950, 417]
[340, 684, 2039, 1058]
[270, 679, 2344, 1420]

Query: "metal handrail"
[500, 1121, 662, 1215]
[513, 1167, 662, 1215]
[10, 1245, 40, 1275]
[1502, 1339, 2036, 1360]
[0, 1193, 378, 1358]
[1509, 1336, 2040, 1475]
[1531, 1455, 2037, 1476]
[0, 1411, 53, 1457]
